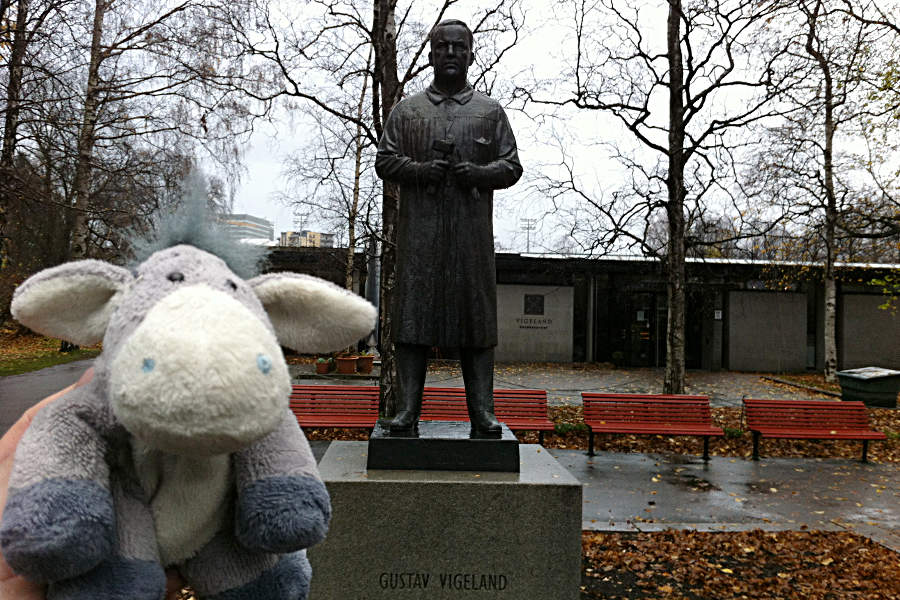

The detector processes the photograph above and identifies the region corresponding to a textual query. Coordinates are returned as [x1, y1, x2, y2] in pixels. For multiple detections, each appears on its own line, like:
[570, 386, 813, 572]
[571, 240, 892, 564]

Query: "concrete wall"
[728, 291, 807, 372]
[840, 294, 900, 369]
[496, 284, 573, 362]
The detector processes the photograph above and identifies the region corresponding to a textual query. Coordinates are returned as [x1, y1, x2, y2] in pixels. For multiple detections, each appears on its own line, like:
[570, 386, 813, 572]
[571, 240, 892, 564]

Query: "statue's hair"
[128, 171, 267, 279]
[430, 19, 474, 49]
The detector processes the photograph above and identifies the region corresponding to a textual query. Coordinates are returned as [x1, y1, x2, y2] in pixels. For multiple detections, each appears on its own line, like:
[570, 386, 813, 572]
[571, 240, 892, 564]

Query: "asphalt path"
[0, 359, 94, 434]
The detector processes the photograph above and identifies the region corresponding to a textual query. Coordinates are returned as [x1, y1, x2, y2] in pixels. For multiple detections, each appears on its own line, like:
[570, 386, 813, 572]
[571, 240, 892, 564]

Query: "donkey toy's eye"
[167, 272, 185, 282]
[226, 280, 238, 291]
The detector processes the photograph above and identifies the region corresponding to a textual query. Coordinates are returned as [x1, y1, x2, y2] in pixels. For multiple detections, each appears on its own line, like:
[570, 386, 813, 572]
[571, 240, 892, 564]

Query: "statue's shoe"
[389, 411, 420, 437]
[470, 411, 502, 438]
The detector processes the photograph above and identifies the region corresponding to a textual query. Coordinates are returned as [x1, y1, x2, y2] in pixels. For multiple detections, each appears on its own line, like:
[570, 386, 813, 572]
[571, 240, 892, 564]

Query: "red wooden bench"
[742, 398, 886, 462]
[421, 387, 556, 443]
[289, 385, 555, 443]
[582, 393, 723, 460]
[289, 385, 379, 430]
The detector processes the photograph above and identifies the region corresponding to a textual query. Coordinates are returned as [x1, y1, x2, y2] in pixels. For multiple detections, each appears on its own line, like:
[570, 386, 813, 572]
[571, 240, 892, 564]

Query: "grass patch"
[723, 426, 744, 439]
[0, 347, 100, 377]
[0, 331, 100, 376]
[555, 421, 589, 435]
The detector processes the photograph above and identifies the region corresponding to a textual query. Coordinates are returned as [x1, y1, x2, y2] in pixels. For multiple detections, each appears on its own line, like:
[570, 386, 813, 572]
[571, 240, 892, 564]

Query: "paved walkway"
[290, 362, 835, 407]
[0, 359, 93, 434]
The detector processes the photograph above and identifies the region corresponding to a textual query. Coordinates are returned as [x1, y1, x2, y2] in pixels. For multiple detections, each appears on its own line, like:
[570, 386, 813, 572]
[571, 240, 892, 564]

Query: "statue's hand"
[452, 162, 488, 188]
[420, 159, 450, 183]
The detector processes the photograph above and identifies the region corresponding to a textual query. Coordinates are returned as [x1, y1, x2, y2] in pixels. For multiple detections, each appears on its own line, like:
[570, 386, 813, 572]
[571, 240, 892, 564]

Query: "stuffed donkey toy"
[0, 242, 376, 599]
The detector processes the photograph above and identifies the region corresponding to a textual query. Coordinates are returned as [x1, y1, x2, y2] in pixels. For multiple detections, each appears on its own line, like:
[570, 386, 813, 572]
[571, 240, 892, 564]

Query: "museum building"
[267, 247, 899, 372]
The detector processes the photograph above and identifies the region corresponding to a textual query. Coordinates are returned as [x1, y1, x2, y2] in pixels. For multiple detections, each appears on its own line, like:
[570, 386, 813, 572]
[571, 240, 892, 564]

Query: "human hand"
[0, 369, 187, 600]
[451, 162, 488, 188]
[420, 159, 450, 183]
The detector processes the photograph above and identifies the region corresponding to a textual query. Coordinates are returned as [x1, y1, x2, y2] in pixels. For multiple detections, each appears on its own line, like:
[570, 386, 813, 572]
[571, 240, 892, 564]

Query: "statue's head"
[428, 19, 474, 88]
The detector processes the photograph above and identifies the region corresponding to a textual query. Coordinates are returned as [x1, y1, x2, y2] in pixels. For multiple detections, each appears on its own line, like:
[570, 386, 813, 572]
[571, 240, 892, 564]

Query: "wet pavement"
[0, 359, 94, 433]
[3, 361, 897, 552]
[550, 448, 900, 551]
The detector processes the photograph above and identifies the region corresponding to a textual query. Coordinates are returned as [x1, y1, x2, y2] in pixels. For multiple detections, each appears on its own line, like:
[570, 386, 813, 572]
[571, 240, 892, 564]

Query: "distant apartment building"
[279, 230, 335, 248]
[221, 214, 274, 241]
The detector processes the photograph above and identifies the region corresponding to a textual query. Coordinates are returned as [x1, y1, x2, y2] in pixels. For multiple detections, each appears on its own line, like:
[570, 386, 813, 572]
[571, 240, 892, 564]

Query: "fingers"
[0, 571, 44, 600]
[165, 568, 186, 600]
[451, 161, 472, 174]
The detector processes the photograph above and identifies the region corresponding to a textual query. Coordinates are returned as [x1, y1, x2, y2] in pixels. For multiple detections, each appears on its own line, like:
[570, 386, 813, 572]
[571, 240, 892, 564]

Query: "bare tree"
[517, 0, 793, 392]
[744, 0, 899, 381]
[67, 0, 259, 259]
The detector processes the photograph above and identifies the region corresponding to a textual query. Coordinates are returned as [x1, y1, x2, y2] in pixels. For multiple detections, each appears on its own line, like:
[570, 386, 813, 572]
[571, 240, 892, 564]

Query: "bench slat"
[290, 385, 379, 430]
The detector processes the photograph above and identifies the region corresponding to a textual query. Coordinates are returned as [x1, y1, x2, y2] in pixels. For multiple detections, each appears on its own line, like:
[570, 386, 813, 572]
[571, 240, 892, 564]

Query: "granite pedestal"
[309, 442, 582, 600]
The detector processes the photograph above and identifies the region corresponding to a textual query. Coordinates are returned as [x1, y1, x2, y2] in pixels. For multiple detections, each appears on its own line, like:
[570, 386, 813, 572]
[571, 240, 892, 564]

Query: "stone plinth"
[309, 442, 582, 600]
[367, 420, 520, 472]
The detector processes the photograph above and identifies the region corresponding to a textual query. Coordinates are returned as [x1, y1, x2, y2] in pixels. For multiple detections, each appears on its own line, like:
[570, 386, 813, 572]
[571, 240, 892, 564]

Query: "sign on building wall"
[497, 285, 574, 362]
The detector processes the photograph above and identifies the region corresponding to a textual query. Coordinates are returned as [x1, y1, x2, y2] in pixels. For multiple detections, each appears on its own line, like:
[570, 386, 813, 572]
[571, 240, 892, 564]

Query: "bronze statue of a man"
[375, 19, 523, 438]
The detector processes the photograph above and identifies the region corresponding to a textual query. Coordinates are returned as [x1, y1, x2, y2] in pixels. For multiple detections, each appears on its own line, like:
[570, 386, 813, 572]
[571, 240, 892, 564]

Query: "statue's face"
[429, 24, 474, 83]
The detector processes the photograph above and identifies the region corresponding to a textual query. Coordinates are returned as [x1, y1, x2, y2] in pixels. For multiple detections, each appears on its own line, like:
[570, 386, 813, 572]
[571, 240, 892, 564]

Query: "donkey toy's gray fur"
[0, 237, 376, 599]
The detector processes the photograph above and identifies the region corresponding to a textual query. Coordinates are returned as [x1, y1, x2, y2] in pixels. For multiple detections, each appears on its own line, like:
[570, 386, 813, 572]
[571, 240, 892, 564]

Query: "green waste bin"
[837, 367, 900, 408]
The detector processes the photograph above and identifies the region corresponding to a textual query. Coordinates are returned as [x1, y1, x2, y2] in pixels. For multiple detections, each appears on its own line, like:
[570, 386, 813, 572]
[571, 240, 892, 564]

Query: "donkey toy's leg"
[48, 478, 165, 600]
[180, 528, 312, 600]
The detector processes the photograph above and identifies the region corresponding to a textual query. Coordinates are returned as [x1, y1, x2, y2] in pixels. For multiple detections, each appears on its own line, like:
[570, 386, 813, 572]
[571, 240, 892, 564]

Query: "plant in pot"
[335, 352, 358, 375]
[314, 356, 332, 375]
[356, 350, 375, 374]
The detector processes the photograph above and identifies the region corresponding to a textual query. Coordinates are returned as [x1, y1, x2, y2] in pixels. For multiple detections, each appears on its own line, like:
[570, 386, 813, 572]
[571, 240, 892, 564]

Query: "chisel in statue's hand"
[426, 138, 454, 195]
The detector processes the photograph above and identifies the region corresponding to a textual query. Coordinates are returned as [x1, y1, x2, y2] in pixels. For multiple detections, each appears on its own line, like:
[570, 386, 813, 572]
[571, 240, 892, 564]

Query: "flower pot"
[315, 361, 331, 375]
[335, 356, 358, 375]
[357, 355, 374, 374]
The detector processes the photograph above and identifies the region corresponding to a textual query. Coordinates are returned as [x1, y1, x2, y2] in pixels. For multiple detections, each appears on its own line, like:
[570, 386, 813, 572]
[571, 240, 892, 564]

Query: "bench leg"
[752, 431, 760, 461]
[538, 431, 544, 445]
[861, 439, 869, 463]
[588, 430, 595, 457]
[702, 436, 710, 461]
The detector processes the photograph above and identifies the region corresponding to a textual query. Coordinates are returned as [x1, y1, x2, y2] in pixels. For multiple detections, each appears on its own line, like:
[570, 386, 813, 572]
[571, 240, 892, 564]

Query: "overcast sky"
[225, 0, 746, 253]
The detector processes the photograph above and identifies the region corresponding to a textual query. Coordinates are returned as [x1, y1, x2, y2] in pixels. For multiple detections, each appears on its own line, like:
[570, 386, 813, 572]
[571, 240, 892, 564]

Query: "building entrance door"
[627, 292, 657, 367]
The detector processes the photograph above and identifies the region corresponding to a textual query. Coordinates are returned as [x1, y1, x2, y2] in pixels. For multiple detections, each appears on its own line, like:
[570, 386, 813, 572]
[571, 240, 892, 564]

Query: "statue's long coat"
[375, 83, 522, 348]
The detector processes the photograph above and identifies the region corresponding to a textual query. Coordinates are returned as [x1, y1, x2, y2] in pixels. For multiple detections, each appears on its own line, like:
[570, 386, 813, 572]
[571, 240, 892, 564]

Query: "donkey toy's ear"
[248, 273, 377, 354]
[11, 260, 133, 346]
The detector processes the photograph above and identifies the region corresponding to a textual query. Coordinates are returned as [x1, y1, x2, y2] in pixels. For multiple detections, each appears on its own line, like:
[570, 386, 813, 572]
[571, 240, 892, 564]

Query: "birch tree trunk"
[805, 1, 839, 382]
[68, 0, 107, 259]
[373, 0, 402, 416]
[344, 50, 373, 298]
[664, 0, 687, 394]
